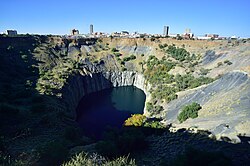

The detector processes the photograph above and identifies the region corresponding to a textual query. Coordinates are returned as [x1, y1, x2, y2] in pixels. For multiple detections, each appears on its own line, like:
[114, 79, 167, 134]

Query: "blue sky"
[1, 0, 250, 37]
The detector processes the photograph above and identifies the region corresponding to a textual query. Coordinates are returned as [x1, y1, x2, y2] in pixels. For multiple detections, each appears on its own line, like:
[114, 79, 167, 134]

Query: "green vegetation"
[217, 62, 223, 67]
[177, 102, 202, 123]
[114, 52, 122, 57]
[123, 55, 136, 62]
[144, 55, 214, 103]
[146, 102, 164, 115]
[124, 114, 146, 127]
[63, 152, 136, 166]
[199, 68, 210, 76]
[224, 60, 233, 65]
[175, 74, 213, 90]
[124, 113, 165, 129]
[111, 48, 118, 52]
[158, 43, 168, 49]
[166, 44, 196, 61]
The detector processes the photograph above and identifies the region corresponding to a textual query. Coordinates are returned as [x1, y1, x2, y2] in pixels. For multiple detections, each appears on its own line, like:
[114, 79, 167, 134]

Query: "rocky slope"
[163, 71, 250, 140]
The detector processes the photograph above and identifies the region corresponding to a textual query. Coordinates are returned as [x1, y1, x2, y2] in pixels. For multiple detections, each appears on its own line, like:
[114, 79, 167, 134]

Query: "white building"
[6, 30, 17, 36]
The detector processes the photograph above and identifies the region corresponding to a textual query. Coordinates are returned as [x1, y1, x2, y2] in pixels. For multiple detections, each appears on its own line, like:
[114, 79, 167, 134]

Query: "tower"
[163, 26, 169, 36]
[90, 24, 93, 34]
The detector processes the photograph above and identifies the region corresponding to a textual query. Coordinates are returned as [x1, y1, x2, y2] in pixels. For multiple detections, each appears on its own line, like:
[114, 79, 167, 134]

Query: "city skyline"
[1, 0, 250, 37]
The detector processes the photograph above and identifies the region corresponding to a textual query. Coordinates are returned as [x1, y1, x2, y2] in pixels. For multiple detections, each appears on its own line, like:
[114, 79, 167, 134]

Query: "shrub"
[38, 140, 68, 165]
[114, 52, 122, 57]
[121, 67, 127, 71]
[217, 62, 223, 67]
[120, 61, 125, 65]
[111, 48, 118, 52]
[224, 60, 232, 65]
[177, 102, 201, 123]
[144, 121, 164, 129]
[199, 68, 210, 76]
[166, 45, 190, 61]
[150, 37, 155, 42]
[123, 55, 136, 62]
[146, 102, 164, 115]
[146, 102, 154, 112]
[124, 114, 146, 127]
[62, 152, 136, 166]
[141, 53, 144, 57]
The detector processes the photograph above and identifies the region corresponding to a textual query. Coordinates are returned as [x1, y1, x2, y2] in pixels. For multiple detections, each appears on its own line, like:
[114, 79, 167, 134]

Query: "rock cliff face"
[62, 71, 150, 119]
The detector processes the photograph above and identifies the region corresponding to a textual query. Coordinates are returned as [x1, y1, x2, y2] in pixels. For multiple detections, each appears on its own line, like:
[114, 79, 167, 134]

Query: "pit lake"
[76, 86, 146, 139]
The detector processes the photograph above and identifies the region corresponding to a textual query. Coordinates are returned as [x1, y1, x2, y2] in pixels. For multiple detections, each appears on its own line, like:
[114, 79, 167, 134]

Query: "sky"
[1, 0, 250, 37]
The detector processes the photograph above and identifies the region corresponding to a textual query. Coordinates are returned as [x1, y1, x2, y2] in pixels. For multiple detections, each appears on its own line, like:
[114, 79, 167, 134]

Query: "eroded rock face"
[62, 71, 150, 119]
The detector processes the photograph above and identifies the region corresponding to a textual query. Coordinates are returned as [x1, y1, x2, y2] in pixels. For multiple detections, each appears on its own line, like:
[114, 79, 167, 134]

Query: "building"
[163, 26, 169, 36]
[6, 30, 17, 36]
[71, 29, 79, 35]
[90, 24, 93, 34]
[121, 31, 129, 37]
[205, 34, 219, 39]
[182, 28, 194, 39]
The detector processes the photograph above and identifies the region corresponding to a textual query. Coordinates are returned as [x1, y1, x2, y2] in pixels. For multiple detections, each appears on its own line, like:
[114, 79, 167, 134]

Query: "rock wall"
[62, 71, 150, 119]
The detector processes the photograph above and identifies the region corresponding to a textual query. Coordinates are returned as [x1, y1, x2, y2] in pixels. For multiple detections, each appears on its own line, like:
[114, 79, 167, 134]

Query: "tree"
[177, 102, 202, 123]
[124, 114, 146, 127]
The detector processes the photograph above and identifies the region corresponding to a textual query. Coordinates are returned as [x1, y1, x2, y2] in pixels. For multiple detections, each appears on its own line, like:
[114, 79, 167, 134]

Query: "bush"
[200, 68, 210, 76]
[217, 62, 223, 67]
[114, 52, 122, 57]
[177, 102, 202, 123]
[121, 67, 127, 71]
[63, 152, 136, 166]
[166, 45, 191, 61]
[146, 102, 164, 115]
[144, 120, 164, 129]
[38, 140, 68, 165]
[123, 55, 136, 62]
[124, 114, 146, 127]
[111, 48, 118, 52]
[224, 60, 232, 65]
